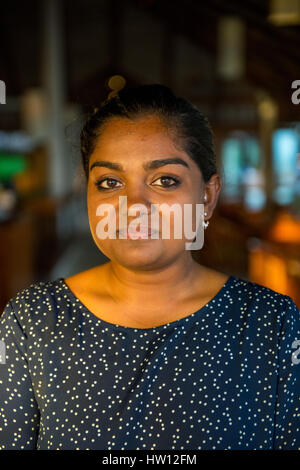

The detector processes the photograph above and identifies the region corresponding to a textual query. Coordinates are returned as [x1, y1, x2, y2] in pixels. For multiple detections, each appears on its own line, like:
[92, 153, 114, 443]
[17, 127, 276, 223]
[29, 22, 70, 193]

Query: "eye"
[94, 177, 122, 190]
[152, 176, 181, 188]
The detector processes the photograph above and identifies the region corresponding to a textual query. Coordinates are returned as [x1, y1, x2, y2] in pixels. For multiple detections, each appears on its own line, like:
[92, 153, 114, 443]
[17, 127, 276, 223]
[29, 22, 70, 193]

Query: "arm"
[0, 301, 40, 449]
[272, 295, 300, 449]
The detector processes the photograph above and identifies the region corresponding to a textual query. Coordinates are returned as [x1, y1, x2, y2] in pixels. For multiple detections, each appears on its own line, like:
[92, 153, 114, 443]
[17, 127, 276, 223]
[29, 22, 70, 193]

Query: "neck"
[104, 256, 206, 308]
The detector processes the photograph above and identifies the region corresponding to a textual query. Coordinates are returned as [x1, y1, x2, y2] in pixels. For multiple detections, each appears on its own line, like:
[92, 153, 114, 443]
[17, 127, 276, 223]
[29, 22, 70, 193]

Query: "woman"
[0, 84, 299, 450]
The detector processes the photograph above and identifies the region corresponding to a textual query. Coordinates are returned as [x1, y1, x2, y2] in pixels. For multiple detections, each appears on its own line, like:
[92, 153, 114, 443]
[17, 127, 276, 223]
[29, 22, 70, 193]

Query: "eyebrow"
[90, 157, 190, 172]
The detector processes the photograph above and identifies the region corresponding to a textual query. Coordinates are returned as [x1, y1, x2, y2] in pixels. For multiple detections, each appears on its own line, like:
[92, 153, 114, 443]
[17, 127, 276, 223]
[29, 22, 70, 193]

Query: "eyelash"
[94, 176, 181, 191]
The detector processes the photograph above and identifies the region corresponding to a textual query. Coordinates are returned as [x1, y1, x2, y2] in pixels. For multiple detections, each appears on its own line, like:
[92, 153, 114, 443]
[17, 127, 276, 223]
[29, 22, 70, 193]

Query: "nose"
[118, 184, 156, 229]
[124, 182, 152, 210]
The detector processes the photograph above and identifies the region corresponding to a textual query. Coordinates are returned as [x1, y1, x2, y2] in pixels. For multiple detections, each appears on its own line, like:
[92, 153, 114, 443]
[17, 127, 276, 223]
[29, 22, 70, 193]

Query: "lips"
[117, 226, 159, 239]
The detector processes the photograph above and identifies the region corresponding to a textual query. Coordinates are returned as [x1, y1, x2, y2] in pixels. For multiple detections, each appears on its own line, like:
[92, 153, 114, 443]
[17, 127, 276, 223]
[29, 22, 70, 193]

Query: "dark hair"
[80, 83, 218, 182]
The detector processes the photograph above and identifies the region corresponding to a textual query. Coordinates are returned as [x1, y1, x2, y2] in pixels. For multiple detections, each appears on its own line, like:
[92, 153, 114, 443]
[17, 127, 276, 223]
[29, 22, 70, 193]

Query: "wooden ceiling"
[0, 0, 299, 122]
[131, 0, 300, 120]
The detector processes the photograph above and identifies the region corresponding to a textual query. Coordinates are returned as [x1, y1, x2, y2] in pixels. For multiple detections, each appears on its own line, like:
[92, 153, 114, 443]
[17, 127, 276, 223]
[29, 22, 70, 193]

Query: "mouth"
[117, 226, 160, 240]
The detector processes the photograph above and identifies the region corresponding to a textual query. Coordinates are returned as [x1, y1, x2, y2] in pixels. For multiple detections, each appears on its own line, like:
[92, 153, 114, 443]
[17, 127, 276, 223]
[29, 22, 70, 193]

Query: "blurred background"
[0, 0, 300, 312]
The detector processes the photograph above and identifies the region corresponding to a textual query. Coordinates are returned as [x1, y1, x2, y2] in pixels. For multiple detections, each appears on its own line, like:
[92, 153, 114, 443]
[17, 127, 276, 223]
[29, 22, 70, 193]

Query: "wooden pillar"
[108, 0, 123, 72]
[161, 24, 174, 87]
[42, 0, 70, 197]
[257, 96, 278, 213]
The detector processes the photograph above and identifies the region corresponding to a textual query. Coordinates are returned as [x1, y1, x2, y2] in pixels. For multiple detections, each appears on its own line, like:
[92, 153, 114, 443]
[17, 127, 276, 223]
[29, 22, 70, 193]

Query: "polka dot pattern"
[0, 275, 299, 450]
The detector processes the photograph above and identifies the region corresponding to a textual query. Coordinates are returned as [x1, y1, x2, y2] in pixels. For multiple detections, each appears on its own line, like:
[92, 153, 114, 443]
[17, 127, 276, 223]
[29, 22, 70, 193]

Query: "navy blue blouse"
[0, 274, 299, 450]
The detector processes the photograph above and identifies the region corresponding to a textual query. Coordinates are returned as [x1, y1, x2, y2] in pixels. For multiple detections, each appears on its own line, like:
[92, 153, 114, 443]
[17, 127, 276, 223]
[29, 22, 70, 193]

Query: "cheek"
[159, 201, 200, 238]
[87, 200, 99, 235]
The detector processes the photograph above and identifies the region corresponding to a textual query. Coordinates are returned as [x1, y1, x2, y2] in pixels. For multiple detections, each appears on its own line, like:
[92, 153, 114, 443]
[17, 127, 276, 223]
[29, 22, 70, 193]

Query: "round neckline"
[58, 274, 235, 333]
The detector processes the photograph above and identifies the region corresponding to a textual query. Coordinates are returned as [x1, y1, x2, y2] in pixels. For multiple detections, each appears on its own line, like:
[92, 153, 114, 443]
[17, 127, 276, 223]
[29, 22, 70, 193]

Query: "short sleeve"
[0, 300, 40, 449]
[273, 295, 300, 449]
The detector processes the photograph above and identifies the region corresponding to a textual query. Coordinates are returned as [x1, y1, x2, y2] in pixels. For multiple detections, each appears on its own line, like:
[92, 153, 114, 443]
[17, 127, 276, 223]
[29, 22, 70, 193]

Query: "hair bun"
[107, 75, 126, 101]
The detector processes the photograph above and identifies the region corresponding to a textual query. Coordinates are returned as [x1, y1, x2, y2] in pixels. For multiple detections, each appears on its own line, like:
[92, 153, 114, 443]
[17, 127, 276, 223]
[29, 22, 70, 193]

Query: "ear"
[204, 175, 222, 216]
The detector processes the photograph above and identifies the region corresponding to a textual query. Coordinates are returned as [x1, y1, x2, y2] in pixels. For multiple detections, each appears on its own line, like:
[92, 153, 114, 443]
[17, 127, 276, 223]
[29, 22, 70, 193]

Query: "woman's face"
[87, 114, 206, 270]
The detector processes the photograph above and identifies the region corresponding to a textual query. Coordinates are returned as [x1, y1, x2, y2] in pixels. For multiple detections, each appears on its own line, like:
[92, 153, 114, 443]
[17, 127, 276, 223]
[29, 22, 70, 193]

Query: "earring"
[203, 193, 209, 229]
[203, 211, 209, 229]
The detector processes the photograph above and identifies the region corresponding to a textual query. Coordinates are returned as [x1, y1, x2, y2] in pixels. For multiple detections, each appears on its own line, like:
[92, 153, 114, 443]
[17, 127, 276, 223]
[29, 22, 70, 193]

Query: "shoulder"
[8, 277, 66, 306]
[1, 278, 68, 332]
[229, 275, 299, 319]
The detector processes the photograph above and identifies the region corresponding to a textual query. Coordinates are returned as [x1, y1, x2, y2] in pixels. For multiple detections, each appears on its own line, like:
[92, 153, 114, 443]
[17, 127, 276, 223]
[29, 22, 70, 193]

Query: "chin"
[104, 245, 168, 270]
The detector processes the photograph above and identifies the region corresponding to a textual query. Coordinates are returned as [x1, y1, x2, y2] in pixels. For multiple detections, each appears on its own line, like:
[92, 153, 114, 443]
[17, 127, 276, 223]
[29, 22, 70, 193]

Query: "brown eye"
[152, 176, 181, 188]
[95, 178, 122, 190]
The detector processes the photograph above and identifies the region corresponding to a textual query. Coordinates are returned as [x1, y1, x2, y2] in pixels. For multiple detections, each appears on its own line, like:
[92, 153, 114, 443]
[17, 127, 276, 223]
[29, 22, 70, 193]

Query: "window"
[272, 127, 300, 205]
[221, 132, 265, 211]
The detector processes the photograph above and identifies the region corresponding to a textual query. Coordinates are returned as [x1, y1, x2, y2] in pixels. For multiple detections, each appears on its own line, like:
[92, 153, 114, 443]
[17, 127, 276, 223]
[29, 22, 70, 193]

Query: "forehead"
[98, 114, 168, 138]
[91, 115, 181, 157]
[88, 115, 203, 181]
